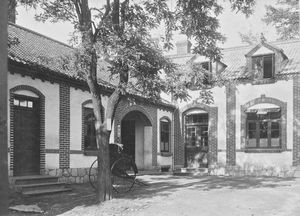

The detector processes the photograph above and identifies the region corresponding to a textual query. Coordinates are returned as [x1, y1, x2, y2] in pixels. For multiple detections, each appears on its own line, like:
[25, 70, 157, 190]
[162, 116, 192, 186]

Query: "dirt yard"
[8, 175, 300, 216]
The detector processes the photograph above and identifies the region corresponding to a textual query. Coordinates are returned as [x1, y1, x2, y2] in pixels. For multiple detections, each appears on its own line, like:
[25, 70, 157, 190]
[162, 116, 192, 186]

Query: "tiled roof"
[168, 39, 300, 80]
[7, 23, 175, 109]
[8, 23, 115, 87]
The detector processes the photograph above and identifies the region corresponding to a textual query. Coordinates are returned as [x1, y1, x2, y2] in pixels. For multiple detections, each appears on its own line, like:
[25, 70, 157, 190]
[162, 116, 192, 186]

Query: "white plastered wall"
[69, 87, 113, 168]
[235, 80, 293, 167]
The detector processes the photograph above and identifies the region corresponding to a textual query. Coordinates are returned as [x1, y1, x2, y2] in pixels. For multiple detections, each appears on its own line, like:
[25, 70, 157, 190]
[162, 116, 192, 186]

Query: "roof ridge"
[221, 38, 300, 52]
[9, 22, 74, 50]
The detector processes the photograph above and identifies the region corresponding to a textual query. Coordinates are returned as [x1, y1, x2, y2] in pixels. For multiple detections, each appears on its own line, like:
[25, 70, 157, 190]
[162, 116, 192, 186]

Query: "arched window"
[82, 102, 105, 151]
[160, 118, 171, 152]
[245, 104, 281, 148]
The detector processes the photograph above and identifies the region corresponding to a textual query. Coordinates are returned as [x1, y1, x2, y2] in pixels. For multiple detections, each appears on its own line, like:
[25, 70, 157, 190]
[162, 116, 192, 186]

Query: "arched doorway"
[183, 108, 209, 168]
[121, 110, 152, 169]
[10, 86, 45, 176]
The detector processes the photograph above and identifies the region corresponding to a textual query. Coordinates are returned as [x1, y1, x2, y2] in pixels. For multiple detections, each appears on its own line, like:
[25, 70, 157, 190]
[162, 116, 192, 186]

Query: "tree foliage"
[263, 0, 299, 40]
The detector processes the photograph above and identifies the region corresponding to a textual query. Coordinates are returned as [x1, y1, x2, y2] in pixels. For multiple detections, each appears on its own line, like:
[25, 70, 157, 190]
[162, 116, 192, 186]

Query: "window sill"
[243, 148, 285, 153]
[252, 78, 275, 85]
[158, 152, 173, 157]
[84, 150, 98, 156]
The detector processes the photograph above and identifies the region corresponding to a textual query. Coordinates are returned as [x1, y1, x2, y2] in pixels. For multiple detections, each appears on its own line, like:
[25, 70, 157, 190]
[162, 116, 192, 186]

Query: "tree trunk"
[96, 126, 112, 202]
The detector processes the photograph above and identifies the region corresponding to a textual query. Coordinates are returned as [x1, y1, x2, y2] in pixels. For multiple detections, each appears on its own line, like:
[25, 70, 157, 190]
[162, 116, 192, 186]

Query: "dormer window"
[252, 54, 275, 79]
[201, 61, 211, 85]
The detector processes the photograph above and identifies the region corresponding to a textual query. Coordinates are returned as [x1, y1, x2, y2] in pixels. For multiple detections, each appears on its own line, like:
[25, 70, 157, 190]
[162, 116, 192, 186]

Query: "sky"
[15, 0, 279, 49]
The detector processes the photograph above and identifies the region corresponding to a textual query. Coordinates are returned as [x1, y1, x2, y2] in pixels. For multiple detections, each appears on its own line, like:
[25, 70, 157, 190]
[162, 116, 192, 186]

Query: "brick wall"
[59, 83, 70, 169]
[9, 85, 45, 175]
[113, 98, 158, 167]
[173, 108, 184, 166]
[293, 75, 300, 165]
[226, 83, 236, 166]
[240, 94, 287, 151]
[179, 102, 218, 167]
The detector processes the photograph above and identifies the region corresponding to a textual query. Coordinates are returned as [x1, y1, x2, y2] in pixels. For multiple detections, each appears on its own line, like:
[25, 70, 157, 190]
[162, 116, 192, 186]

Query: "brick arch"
[9, 85, 45, 175]
[118, 104, 154, 126]
[241, 94, 286, 111]
[181, 101, 218, 166]
[240, 94, 287, 151]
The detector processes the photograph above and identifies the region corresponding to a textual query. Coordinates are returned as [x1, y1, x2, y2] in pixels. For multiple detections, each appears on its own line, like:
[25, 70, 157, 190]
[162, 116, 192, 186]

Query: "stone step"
[22, 187, 72, 196]
[13, 175, 58, 185]
[17, 182, 67, 193]
[173, 168, 209, 176]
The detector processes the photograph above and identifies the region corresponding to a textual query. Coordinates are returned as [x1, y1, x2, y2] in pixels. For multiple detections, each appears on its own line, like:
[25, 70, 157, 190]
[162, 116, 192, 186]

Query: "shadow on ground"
[8, 175, 297, 216]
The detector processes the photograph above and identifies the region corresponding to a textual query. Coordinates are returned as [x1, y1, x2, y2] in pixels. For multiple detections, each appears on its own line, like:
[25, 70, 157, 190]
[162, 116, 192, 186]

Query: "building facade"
[171, 37, 300, 177]
[7, 23, 175, 183]
[7, 22, 300, 183]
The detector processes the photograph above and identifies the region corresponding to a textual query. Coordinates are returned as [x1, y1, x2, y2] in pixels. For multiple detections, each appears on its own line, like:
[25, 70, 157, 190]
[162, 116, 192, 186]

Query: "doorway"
[13, 95, 40, 176]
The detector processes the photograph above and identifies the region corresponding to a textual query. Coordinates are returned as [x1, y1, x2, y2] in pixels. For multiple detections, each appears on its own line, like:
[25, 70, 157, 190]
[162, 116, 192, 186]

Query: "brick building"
[6, 22, 300, 183]
[170, 37, 300, 177]
[7, 23, 175, 183]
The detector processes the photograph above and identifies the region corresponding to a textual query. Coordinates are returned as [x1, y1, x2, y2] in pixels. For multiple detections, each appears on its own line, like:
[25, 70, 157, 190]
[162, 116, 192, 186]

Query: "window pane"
[248, 130, 256, 139]
[19, 100, 27, 107]
[247, 113, 257, 120]
[263, 55, 273, 78]
[13, 99, 19, 106]
[248, 139, 257, 147]
[271, 130, 280, 138]
[271, 122, 279, 130]
[27, 101, 33, 108]
[270, 112, 281, 119]
[260, 122, 268, 139]
[260, 138, 268, 147]
[248, 122, 256, 130]
[271, 138, 280, 147]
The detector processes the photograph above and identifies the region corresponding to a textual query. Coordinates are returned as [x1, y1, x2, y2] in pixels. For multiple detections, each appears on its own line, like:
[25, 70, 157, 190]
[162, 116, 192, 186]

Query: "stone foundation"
[209, 164, 296, 177]
[44, 168, 97, 184]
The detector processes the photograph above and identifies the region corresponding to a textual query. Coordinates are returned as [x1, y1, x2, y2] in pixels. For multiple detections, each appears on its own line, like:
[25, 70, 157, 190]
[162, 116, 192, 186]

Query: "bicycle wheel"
[111, 157, 137, 193]
[88, 159, 98, 190]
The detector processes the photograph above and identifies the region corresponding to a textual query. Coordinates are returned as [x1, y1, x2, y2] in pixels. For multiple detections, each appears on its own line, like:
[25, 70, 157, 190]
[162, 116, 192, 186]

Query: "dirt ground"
[8, 175, 300, 216]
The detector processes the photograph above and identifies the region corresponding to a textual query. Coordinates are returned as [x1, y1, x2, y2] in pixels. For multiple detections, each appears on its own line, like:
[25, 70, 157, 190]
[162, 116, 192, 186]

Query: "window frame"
[83, 107, 97, 151]
[160, 117, 171, 153]
[82, 101, 105, 155]
[184, 113, 209, 149]
[252, 54, 275, 79]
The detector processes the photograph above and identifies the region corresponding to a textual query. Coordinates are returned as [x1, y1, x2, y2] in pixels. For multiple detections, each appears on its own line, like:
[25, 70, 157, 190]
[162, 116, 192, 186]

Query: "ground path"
[57, 175, 300, 216]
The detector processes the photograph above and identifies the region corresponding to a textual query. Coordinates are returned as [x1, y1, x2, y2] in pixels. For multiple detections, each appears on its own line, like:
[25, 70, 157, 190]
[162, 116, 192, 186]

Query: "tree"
[13, 0, 255, 203]
[239, 30, 259, 45]
[263, 0, 300, 40]
[0, 0, 8, 215]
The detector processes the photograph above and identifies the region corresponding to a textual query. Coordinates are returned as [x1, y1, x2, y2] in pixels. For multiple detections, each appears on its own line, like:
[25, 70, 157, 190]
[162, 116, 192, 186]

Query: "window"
[246, 110, 281, 149]
[84, 107, 97, 151]
[201, 61, 211, 85]
[160, 119, 170, 152]
[252, 54, 274, 79]
[185, 113, 208, 148]
[83, 104, 105, 151]
[13, 98, 34, 108]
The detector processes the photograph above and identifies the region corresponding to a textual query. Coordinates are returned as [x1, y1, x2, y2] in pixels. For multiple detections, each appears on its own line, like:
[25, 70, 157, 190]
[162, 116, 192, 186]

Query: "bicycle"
[88, 143, 139, 193]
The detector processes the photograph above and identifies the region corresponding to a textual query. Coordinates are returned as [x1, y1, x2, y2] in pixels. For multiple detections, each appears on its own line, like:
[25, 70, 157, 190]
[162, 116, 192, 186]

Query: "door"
[185, 113, 209, 168]
[121, 120, 135, 160]
[13, 95, 40, 176]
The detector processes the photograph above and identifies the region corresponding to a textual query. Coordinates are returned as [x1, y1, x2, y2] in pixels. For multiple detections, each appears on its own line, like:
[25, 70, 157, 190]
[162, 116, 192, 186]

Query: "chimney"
[8, 0, 17, 23]
[176, 40, 192, 55]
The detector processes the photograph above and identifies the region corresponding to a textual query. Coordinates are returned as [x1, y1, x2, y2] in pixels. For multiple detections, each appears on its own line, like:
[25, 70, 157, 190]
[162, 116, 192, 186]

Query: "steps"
[173, 167, 209, 176]
[13, 175, 72, 196]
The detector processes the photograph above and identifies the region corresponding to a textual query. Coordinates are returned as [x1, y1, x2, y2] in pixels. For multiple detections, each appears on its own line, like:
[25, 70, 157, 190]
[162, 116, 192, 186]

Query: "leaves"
[263, 0, 299, 40]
